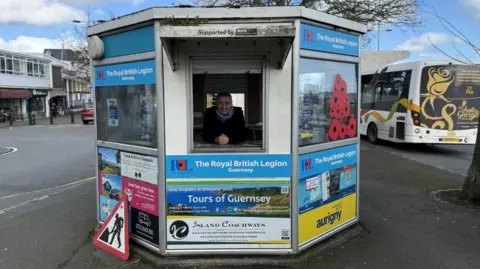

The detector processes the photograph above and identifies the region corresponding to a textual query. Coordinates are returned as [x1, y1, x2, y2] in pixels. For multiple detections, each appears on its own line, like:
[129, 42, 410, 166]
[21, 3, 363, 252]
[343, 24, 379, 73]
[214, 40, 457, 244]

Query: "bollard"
[9, 113, 13, 126]
[28, 112, 32, 125]
[50, 112, 53, 125]
[70, 110, 74, 124]
[32, 114, 36, 125]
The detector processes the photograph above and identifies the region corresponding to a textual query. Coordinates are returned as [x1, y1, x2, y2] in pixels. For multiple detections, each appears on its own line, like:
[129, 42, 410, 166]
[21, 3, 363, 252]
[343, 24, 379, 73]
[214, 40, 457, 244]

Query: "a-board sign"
[93, 196, 129, 261]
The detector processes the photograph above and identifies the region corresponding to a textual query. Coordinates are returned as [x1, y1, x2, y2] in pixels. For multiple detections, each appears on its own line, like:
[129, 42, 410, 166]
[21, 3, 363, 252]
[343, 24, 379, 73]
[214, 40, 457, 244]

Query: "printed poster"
[298, 144, 358, 246]
[121, 152, 158, 185]
[98, 147, 122, 222]
[167, 181, 290, 217]
[107, 98, 119, 127]
[122, 177, 158, 216]
[101, 174, 123, 201]
[166, 180, 291, 249]
[130, 207, 159, 245]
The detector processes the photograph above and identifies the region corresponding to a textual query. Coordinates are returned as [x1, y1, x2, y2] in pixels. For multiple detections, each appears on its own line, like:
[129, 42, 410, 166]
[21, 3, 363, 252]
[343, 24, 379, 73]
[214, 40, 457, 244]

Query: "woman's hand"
[215, 134, 229, 145]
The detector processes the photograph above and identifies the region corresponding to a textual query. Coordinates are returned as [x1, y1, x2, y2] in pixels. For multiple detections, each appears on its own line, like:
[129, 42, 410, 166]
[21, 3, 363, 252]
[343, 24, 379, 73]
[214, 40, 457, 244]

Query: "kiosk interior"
[88, 6, 366, 256]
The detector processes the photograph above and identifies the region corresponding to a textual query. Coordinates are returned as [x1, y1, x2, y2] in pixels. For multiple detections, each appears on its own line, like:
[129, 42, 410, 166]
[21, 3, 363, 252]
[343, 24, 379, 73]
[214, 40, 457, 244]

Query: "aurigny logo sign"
[316, 210, 342, 228]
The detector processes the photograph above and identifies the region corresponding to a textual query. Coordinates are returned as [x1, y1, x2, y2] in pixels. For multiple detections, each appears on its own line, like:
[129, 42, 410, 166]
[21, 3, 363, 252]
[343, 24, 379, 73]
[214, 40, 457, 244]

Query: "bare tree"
[426, 11, 480, 203]
[193, 0, 424, 27]
[61, 9, 116, 84]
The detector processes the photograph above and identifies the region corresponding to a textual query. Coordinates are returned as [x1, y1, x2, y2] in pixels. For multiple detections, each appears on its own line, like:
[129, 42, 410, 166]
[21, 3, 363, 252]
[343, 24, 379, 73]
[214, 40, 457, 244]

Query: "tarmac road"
[0, 124, 98, 269]
[361, 139, 474, 177]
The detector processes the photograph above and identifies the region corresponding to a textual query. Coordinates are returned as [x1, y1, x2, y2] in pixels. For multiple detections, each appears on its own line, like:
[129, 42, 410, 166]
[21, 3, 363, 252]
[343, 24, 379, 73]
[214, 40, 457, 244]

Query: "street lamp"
[375, 22, 392, 51]
[73, 20, 105, 26]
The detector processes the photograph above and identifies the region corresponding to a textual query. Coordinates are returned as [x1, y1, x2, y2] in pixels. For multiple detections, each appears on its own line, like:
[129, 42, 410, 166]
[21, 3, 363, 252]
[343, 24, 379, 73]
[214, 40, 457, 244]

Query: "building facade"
[0, 49, 53, 120]
[44, 49, 92, 110]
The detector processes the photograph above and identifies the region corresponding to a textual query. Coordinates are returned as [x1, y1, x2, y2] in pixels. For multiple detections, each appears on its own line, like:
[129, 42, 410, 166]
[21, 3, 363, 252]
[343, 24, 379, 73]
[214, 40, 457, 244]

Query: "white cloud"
[0, 0, 86, 26]
[0, 36, 63, 53]
[461, 0, 480, 20]
[0, 32, 81, 53]
[394, 32, 452, 52]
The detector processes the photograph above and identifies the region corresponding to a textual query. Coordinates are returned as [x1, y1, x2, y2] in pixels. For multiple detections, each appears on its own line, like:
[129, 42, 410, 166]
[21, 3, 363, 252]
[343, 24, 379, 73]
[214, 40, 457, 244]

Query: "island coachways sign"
[93, 196, 129, 261]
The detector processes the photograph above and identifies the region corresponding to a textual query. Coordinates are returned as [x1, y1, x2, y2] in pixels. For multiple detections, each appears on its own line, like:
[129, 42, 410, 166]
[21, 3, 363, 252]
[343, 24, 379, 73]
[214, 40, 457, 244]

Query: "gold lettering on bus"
[457, 101, 479, 121]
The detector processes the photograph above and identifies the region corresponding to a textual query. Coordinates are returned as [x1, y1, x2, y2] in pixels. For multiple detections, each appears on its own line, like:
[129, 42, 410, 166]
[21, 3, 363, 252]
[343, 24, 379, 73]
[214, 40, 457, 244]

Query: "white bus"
[360, 60, 480, 144]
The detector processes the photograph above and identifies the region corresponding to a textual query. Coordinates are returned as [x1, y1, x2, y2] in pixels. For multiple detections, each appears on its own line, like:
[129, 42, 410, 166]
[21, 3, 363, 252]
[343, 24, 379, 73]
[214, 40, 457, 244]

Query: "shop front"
[28, 89, 48, 118]
[88, 6, 366, 256]
[0, 88, 32, 121]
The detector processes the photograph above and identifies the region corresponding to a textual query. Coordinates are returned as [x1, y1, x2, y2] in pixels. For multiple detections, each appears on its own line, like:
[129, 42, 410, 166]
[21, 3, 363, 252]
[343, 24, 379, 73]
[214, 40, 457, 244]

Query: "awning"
[158, 23, 296, 71]
[0, 88, 32, 99]
[50, 90, 67, 97]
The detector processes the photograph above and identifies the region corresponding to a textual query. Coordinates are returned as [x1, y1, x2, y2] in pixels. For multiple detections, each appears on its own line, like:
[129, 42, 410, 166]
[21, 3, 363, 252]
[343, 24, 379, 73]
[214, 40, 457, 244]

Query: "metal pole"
[50, 101, 54, 125]
[377, 21, 380, 51]
[9, 109, 13, 126]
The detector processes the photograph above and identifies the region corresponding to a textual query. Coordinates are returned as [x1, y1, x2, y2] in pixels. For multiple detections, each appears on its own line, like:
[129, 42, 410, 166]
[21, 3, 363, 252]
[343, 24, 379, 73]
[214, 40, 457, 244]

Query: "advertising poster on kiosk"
[107, 98, 119, 127]
[98, 147, 159, 245]
[298, 144, 358, 246]
[98, 147, 121, 222]
[165, 154, 291, 249]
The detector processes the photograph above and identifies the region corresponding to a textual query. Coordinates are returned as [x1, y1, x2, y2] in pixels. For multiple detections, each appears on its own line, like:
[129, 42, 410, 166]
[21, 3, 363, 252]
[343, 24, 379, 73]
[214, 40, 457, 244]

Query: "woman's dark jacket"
[202, 106, 247, 144]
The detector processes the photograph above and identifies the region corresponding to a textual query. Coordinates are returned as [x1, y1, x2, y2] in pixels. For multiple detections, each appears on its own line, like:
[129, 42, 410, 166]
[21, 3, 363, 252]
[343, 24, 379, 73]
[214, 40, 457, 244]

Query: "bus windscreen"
[419, 65, 480, 131]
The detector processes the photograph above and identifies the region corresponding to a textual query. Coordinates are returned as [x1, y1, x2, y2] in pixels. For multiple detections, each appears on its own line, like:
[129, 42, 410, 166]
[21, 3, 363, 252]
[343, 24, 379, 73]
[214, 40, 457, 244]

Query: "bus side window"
[393, 70, 412, 112]
[361, 75, 375, 109]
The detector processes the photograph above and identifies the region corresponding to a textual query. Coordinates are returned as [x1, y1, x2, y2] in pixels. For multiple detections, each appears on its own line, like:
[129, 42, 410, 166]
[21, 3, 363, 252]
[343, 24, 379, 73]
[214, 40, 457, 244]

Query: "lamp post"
[376, 21, 392, 51]
[72, 20, 105, 27]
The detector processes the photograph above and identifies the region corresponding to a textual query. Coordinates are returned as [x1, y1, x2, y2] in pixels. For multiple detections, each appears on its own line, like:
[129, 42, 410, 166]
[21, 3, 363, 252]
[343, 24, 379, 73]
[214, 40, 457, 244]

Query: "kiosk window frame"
[187, 54, 268, 153]
[297, 50, 360, 155]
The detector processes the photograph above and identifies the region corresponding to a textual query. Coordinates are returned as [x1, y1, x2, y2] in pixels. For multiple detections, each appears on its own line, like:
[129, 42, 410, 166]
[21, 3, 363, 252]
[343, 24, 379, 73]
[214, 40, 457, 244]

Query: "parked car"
[81, 103, 94, 125]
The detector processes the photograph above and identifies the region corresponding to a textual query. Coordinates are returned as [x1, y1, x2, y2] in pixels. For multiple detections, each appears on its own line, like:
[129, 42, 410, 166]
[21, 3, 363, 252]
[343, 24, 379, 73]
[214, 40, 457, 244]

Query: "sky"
[0, 0, 479, 63]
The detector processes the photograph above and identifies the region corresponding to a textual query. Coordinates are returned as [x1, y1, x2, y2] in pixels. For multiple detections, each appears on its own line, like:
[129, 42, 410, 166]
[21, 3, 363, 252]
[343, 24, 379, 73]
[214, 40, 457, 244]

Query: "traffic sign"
[93, 196, 129, 261]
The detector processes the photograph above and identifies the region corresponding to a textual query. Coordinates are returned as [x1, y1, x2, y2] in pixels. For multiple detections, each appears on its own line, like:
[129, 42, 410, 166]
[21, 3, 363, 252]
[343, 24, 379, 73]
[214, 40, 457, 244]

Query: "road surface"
[0, 124, 98, 269]
[361, 139, 474, 177]
[0, 123, 476, 269]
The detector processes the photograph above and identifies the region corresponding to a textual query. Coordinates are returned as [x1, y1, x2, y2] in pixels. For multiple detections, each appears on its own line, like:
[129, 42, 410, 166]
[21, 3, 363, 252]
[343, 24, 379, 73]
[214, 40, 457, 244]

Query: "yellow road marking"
[0, 176, 95, 201]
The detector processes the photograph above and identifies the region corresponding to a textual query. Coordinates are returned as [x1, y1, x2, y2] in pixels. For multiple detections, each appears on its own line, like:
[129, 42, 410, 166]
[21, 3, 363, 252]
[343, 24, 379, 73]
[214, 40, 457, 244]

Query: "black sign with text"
[130, 207, 159, 245]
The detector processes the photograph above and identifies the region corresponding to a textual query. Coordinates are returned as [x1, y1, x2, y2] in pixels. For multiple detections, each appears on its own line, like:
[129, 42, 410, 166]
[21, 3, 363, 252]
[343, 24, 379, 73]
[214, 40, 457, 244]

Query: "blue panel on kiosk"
[102, 25, 155, 58]
[166, 154, 292, 178]
[298, 144, 358, 179]
[300, 23, 360, 57]
[94, 60, 155, 87]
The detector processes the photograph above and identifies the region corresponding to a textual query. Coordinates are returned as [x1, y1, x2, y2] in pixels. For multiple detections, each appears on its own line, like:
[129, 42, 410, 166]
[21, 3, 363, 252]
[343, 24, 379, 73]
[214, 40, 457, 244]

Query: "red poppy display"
[328, 74, 357, 141]
[328, 119, 340, 141]
[346, 116, 357, 137]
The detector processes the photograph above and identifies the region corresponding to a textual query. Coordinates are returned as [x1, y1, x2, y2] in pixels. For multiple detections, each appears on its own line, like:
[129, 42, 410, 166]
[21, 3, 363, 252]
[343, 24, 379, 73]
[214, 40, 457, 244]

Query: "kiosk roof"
[87, 6, 367, 36]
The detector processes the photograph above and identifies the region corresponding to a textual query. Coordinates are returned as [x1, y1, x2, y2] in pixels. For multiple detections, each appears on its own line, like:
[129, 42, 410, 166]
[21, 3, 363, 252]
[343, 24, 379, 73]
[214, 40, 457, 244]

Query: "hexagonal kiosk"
[88, 6, 366, 256]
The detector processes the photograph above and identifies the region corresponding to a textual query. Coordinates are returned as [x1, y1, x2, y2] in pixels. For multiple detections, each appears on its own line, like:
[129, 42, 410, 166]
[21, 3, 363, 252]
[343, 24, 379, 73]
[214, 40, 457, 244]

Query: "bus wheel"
[367, 124, 378, 144]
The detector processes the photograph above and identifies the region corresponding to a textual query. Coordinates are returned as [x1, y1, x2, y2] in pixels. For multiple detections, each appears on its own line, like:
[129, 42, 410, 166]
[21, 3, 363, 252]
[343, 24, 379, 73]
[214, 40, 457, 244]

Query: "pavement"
[0, 112, 86, 129]
[0, 122, 478, 269]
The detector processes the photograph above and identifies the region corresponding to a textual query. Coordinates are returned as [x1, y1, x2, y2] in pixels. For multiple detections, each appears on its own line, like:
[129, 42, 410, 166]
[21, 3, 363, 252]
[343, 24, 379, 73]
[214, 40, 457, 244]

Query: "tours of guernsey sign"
[300, 23, 360, 57]
[166, 154, 292, 250]
[165, 154, 291, 178]
[94, 60, 155, 87]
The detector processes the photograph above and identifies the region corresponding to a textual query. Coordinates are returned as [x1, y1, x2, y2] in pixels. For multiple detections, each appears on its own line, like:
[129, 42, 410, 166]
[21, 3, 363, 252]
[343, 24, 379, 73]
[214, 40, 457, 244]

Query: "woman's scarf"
[216, 107, 234, 122]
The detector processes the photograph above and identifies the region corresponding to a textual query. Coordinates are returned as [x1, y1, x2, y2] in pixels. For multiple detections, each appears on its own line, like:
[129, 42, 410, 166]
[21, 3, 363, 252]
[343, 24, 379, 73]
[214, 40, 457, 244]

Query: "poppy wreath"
[328, 74, 357, 141]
